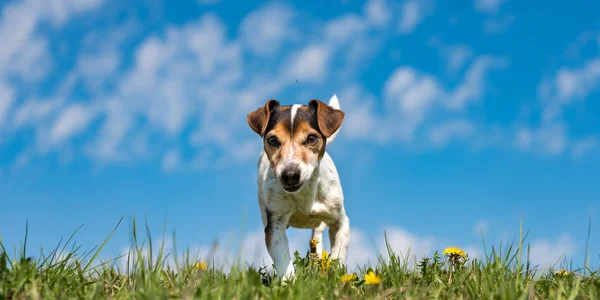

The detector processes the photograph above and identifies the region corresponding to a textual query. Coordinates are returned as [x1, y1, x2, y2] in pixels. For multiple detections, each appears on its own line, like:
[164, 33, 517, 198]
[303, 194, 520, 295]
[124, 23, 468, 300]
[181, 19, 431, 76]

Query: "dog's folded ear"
[247, 99, 280, 137]
[309, 99, 344, 138]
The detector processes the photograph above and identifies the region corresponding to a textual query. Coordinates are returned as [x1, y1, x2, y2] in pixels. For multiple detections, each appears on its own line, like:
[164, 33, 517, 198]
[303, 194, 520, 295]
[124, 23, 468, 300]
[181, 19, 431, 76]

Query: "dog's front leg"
[328, 215, 351, 262]
[265, 211, 294, 281]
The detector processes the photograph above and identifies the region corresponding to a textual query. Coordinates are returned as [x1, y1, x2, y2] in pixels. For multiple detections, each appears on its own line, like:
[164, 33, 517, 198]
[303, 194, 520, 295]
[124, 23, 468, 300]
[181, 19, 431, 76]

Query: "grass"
[0, 217, 598, 299]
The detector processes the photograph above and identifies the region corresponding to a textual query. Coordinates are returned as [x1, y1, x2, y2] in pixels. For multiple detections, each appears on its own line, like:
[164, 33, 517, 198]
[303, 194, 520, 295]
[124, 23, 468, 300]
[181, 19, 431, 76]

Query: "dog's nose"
[281, 167, 301, 186]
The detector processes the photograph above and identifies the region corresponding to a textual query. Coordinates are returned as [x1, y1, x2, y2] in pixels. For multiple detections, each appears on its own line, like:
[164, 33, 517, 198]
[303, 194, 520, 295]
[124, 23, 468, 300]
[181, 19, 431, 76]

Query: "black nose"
[281, 167, 301, 186]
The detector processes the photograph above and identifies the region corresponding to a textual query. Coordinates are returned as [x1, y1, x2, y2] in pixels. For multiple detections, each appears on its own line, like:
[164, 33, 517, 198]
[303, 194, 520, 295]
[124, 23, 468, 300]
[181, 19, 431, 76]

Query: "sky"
[0, 0, 599, 272]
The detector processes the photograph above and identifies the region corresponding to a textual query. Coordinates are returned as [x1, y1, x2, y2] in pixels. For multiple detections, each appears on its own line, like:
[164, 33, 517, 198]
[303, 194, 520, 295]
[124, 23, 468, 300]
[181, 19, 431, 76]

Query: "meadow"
[0, 217, 598, 299]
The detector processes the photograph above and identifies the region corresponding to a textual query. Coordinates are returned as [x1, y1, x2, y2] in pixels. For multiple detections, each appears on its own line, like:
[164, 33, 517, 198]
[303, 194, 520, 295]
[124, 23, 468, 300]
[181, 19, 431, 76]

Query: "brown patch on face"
[292, 120, 324, 164]
[263, 122, 293, 169]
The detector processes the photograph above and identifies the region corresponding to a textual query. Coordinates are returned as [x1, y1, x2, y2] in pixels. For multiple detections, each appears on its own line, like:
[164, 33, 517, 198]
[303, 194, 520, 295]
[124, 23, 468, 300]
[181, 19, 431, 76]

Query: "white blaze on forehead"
[290, 104, 301, 129]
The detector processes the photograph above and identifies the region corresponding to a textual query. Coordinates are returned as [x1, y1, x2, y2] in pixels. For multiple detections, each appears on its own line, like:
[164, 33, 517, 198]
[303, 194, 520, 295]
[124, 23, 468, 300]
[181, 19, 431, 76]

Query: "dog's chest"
[283, 181, 340, 228]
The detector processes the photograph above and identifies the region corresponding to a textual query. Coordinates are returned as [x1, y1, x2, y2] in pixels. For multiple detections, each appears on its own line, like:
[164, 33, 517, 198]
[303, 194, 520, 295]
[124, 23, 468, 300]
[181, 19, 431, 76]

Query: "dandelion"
[310, 238, 319, 253]
[340, 273, 357, 284]
[442, 247, 467, 284]
[555, 269, 569, 276]
[442, 247, 466, 259]
[309, 238, 320, 260]
[195, 261, 208, 271]
[364, 271, 381, 285]
[319, 250, 331, 272]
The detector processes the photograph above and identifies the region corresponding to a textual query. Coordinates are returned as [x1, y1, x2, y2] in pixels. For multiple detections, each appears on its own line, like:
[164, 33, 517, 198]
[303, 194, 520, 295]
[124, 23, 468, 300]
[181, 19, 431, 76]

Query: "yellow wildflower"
[340, 273, 357, 283]
[364, 271, 381, 285]
[195, 261, 208, 271]
[442, 247, 466, 259]
[555, 269, 569, 276]
[320, 249, 331, 271]
[310, 238, 319, 253]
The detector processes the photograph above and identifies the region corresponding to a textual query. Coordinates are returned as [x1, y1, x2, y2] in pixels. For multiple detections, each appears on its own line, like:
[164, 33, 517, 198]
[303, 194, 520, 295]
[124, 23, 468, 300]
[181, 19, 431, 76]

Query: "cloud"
[398, 0, 434, 34]
[571, 137, 600, 158]
[340, 55, 506, 144]
[482, 14, 514, 35]
[428, 120, 474, 147]
[364, 0, 392, 27]
[48, 104, 94, 146]
[474, 0, 505, 14]
[514, 123, 568, 155]
[429, 37, 473, 74]
[284, 45, 331, 82]
[448, 55, 508, 110]
[0, 82, 15, 127]
[384, 67, 443, 140]
[197, 0, 221, 5]
[540, 58, 600, 121]
[239, 2, 296, 56]
[528, 234, 577, 269]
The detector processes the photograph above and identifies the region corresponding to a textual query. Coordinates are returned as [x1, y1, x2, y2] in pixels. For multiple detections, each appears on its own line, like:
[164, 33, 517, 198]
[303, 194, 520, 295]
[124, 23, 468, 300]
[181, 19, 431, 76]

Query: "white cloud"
[447, 55, 508, 110]
[197, 0, 221, 5]
[42, 0, 105, 27]
[474, 220, 489, 236]
[325, 14, 369, 43]
[541, 58, 600, 121]
[384, 67, 442, 140]
[429, 37, 473, 74]
[364, 0, 392, 27]
[398, 0, 434, 34]
[337, 85, 382, 141]
[48, 104, 94, 145]
[514, 123, 567, 155]
[0, 82, 15, 127]
[239, 2, 296, 55]
[428, 120, 474, 147]
[571, 137, 599, 158]
[13, 98, 63, 128]
[475, 0, 505, 14]
[529, 234, 577, 269]
[162, 149, 181, 172]
[482, 14, 514, 35]
[284, 45, 331, 82]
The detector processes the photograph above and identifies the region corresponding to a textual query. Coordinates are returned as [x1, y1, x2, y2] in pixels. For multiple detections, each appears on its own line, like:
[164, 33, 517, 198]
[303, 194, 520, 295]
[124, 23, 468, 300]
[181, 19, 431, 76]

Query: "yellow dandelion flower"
[310, 238, 319, 254]
[195, 261, 208, 271]
[320, 249, 331, 271]
[442, 247, 466, 259]
[340, 273, 357, 283]
[364, 271, 381, 285]
[555, 269, 569, 276]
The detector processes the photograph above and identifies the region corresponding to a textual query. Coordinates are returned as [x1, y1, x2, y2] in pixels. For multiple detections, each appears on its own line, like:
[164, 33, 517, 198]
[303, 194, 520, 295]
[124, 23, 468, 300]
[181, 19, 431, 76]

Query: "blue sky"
[0, 0, 599, 270]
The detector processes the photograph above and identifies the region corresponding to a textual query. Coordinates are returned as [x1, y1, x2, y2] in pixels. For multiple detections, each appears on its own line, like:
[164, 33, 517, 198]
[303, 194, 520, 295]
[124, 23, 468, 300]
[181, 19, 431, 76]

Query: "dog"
[246, 94, 350, 281]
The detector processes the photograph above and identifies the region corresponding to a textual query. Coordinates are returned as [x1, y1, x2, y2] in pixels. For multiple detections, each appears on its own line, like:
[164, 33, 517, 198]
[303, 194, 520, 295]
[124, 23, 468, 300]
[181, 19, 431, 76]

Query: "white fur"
[290, 104, 301, 128]
[326, 94, 341, 145]
[256, 95, 350, 281]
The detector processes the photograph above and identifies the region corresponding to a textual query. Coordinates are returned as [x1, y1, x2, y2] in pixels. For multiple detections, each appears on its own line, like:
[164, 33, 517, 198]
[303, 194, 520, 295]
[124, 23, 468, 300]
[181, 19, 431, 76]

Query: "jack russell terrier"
[246, 94, 350, 281]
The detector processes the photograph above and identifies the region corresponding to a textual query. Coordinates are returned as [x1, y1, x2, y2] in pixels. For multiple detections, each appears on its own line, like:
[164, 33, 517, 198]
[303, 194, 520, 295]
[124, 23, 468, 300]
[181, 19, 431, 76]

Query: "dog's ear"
[309, 99, 344, 138]
[247, 99, 280, 136]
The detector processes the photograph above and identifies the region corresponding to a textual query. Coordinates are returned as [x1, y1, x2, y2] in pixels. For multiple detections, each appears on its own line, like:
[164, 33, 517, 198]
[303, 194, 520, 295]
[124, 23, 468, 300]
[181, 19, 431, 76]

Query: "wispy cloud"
[398, 0, 434, 34]
[529, 234, 577, 269]
[474, 0, 506, 14]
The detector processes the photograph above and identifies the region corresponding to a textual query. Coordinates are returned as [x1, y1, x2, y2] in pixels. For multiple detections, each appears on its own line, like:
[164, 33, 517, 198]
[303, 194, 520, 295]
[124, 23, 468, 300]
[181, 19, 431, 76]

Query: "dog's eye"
[267, 136, 280, 147]
[306, 134, 318, 145]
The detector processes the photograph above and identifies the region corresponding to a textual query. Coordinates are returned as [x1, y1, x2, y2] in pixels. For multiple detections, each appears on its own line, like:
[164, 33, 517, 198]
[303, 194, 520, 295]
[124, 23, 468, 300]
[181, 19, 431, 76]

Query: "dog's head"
[247, 98, 344, 193]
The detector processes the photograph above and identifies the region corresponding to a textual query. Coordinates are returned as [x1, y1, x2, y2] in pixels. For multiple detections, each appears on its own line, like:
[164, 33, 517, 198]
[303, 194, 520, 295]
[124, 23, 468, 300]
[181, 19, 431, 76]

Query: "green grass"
[0, 217, 598, 299]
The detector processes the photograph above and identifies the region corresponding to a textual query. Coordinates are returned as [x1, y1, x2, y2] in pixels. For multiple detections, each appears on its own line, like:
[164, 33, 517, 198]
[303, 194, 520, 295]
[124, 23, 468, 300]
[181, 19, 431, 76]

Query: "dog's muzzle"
[280, 166, 303, 192]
